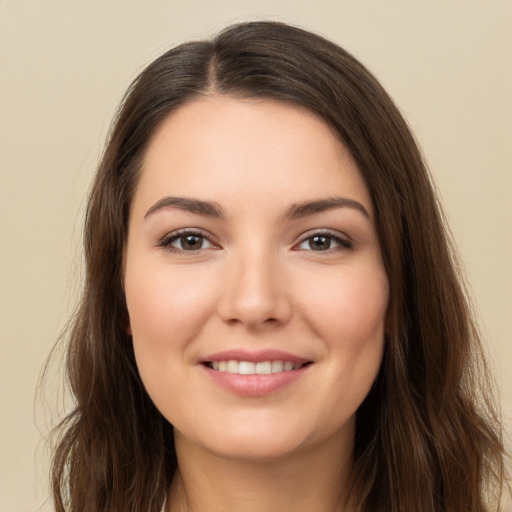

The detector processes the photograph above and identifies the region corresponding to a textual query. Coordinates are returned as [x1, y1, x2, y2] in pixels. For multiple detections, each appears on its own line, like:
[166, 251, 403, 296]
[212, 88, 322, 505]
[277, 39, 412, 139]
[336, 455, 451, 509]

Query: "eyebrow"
[284, 197, 370, 220]
[143, 195, 370, 221]
[144, 196, 225, 219]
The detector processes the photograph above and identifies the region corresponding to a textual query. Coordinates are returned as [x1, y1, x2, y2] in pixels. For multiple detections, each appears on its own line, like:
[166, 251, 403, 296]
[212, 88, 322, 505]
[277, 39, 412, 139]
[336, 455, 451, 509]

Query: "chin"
[201, 436, 308, 463]
[174, 412, 355, 464]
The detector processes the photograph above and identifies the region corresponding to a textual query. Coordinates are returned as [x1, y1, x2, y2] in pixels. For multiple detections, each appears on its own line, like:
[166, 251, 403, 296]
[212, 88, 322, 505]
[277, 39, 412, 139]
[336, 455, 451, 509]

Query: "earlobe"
[126, 325, 132, 336]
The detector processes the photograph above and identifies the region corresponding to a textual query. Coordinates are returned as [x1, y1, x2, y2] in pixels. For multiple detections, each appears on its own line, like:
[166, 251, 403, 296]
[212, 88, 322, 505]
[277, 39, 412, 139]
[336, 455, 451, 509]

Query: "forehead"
[133, 95, 373, 218]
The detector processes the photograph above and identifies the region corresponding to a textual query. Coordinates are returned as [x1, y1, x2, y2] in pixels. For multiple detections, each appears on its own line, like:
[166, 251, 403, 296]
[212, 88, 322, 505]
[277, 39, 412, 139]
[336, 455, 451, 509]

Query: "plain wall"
[1, 1, 510, 510]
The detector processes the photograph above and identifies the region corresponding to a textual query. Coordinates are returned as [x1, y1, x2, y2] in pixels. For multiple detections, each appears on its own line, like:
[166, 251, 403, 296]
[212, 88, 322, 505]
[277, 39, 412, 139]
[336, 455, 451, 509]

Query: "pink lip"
[202, 365, 311, 397]
[201, 349, 310, 364]
[198, 349, 313, 397]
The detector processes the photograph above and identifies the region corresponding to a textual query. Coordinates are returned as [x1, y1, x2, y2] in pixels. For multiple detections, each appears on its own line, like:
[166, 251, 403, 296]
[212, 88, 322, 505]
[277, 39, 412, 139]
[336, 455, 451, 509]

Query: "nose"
[216, 248, 293, 328]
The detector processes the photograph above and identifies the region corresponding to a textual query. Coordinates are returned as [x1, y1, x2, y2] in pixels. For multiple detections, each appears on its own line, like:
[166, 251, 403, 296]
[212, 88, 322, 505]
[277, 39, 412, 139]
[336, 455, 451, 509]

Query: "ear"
[126, 324, 133, 336]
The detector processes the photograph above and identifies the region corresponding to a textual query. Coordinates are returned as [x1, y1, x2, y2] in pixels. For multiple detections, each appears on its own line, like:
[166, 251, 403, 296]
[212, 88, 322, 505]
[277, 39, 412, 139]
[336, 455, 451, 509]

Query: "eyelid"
[158, 228, 220, 253]
[156, 227, 352, 254]
[293, 229, 353, 251]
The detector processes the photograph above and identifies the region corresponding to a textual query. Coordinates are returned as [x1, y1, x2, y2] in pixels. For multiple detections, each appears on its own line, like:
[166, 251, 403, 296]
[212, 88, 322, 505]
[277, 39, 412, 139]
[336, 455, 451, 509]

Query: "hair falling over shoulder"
[45, 21, 510, 512]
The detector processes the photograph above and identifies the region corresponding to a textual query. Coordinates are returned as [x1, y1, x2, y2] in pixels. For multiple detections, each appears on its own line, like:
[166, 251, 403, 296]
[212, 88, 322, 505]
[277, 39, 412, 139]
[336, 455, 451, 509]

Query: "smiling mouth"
[203, 360, 312, 375]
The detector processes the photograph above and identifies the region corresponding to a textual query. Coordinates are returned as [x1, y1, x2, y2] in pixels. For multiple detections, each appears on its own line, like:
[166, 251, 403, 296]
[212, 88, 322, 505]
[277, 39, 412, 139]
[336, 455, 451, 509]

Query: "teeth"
[256, 361, 272, 374]
[226, 360, 239, 373]
[239, 361, 255, 374]
[271, 360, 283, 373]
[208, 360, 305, 374]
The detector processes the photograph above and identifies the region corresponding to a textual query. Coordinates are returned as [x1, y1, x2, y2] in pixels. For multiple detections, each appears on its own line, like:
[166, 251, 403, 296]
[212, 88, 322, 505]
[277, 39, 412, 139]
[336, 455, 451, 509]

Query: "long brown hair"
[47, 21, 508, 512]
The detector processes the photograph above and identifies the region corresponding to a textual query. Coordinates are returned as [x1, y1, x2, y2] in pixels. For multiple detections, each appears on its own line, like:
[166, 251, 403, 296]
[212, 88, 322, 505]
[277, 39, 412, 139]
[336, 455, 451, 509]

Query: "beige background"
[1, 1, 510, 510]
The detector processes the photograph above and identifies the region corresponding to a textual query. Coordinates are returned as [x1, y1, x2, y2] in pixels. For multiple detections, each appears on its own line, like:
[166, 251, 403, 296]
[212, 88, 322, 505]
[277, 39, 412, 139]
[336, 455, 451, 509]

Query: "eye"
[159, 230, 216, 253]
[295, 231, 352, 252]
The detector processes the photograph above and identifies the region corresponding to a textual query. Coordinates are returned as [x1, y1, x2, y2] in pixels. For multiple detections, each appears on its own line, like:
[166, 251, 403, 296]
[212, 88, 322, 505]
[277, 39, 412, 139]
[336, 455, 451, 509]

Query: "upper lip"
[200, 349, 312, 364]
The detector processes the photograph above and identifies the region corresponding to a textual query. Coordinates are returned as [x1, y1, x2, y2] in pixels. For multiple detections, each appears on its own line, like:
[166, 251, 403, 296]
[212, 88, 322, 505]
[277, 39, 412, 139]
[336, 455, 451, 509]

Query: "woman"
[49, 21, 508, 512]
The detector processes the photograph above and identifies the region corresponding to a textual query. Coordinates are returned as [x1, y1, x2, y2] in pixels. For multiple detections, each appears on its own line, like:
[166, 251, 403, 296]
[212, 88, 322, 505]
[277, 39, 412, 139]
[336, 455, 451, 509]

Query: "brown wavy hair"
[47, 21, 508, 512]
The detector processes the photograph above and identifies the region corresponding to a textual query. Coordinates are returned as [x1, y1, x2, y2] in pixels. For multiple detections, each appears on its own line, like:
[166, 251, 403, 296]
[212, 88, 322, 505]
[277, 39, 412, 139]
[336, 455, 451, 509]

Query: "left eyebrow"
[144, 196, 225, 219]
[284, 197, 370, 220]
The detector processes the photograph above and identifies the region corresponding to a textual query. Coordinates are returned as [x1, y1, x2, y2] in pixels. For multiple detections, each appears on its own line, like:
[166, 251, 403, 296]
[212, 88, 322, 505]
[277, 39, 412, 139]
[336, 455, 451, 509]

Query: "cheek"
[300, 263, 388, 396]
[124, 262, 220, 418]
[299, 264, 389, 345]
[124, 262, 218, 359]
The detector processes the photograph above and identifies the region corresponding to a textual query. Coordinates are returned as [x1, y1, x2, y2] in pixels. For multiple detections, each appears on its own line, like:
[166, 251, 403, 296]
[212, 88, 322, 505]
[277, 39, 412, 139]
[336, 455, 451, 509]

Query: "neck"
[167, 431, 356, 512]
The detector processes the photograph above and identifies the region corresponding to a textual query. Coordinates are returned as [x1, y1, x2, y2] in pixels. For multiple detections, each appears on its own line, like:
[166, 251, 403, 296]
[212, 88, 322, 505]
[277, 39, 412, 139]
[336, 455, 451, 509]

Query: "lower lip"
[202, 364, 311, 397]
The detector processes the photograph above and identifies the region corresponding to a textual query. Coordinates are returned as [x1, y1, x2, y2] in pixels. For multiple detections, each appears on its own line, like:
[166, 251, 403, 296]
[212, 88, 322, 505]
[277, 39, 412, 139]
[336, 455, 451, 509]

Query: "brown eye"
[296, 231, 352, 252]
[308, 235, 332, 251]
[179, 234, 204, 250]
[160, 231, 215, 252]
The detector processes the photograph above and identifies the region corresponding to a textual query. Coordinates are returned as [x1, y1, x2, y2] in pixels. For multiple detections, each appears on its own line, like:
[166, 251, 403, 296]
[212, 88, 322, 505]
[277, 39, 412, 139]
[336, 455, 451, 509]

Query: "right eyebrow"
[144, 196, 225, 220]
[284, 196, 370, 221]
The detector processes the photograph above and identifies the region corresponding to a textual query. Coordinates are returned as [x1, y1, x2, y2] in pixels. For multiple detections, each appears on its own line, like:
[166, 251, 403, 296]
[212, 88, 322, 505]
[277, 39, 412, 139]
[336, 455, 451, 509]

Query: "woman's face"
[124, 96, 388, 461]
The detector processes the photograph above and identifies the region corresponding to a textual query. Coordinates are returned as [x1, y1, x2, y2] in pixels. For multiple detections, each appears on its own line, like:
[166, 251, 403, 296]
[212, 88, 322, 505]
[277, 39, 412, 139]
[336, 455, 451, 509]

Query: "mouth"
[203, 360, 312, 375]
[199, 351, 314, 396]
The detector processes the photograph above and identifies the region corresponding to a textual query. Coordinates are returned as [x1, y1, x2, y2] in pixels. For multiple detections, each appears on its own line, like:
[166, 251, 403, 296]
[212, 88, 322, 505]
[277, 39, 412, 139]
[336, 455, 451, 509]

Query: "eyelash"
[294, 230, 353, 253]
[158, 229, 217, 254]
[157, 229, 353, 254]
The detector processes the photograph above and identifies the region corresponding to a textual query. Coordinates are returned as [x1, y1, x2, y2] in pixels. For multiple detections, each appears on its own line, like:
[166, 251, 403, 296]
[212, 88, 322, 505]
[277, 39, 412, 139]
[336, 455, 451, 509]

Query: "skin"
[124, 96, 389, 512]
